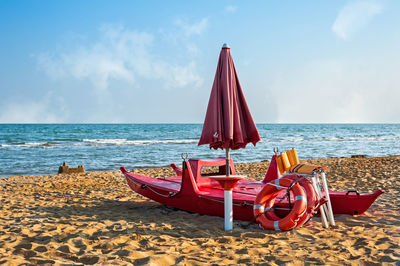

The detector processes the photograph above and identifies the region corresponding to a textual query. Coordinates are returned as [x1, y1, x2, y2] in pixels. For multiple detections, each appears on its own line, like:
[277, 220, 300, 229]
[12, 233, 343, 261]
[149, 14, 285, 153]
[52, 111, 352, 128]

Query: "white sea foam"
[0, 142, 54, 148]
[82, 138, 198, 146]
[325, 136, 400, 142]
[259, 135, 400, 144]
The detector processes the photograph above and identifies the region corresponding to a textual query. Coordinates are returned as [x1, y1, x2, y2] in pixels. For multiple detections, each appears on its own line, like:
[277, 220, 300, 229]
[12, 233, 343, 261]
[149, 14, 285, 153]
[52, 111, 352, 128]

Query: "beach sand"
[0, 156, 399, 265]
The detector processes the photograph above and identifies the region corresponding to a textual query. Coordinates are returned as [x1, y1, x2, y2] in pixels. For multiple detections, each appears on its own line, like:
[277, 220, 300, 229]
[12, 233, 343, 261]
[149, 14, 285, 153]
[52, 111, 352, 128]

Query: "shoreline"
[2, 154, 399, 179]
[1, 156, 399, 264]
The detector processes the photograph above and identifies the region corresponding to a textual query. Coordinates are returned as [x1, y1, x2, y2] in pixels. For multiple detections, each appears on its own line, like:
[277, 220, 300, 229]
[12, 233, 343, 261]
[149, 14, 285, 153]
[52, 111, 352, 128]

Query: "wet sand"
[0, 156, 399, 265]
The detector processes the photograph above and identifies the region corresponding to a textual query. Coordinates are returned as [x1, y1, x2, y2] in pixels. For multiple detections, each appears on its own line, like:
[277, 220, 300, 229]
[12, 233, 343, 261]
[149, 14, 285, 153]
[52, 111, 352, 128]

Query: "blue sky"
[0, 0, 399, 123]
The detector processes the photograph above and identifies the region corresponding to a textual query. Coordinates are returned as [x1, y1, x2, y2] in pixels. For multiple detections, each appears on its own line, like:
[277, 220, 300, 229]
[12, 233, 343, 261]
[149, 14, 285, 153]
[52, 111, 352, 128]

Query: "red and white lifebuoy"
[262, 174, 318, 227]
[253, 177, 307, 231]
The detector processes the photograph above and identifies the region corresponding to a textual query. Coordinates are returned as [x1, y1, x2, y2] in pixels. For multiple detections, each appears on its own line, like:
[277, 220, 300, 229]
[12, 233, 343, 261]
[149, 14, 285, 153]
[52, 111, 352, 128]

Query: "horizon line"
[1, 122, 399, 125]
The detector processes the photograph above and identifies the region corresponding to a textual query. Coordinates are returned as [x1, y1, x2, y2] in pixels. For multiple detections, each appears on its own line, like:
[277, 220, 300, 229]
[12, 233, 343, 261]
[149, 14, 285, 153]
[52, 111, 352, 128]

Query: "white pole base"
[321, 173, 335, 226]
[224, 190, 233, 231]
[311, 176, 329, 228]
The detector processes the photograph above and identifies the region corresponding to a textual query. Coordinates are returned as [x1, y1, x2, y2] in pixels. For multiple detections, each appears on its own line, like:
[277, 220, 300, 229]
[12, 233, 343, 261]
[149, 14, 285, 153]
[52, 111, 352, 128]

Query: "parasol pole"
[223, 43, 232, 230]
[224, 148, 233, 231]
[226, 148, 230, 177]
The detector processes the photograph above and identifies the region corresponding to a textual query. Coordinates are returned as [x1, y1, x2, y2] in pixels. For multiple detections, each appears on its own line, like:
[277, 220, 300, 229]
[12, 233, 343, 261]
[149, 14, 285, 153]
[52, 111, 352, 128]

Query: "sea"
[0, 124, 399, 176]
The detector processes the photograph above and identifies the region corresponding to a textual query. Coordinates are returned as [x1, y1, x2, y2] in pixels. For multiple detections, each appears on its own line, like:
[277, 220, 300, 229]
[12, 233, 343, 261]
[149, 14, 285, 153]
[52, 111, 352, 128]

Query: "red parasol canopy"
[198, 44, 260, 151]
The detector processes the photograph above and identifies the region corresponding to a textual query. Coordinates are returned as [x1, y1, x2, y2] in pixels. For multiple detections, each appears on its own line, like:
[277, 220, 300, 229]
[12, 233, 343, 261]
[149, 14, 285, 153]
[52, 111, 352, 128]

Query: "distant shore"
[0, 156, 399, 264]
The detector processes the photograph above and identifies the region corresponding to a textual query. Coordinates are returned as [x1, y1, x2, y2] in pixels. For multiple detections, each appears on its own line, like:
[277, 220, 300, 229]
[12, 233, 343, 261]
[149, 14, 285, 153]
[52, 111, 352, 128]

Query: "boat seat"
[188, 157, 236, 187]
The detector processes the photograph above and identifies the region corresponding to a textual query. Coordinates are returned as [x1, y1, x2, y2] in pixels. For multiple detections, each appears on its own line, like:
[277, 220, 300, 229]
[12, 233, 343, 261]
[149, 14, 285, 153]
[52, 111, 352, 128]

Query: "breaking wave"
[0, 142, 56, 148]
[260, 135, 400, 143]
[82, 138, 198, 146]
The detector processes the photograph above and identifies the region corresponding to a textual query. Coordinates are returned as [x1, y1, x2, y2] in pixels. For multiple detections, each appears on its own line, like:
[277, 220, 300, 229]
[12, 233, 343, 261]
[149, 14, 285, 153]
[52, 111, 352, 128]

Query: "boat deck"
[134, 175, 263, 201]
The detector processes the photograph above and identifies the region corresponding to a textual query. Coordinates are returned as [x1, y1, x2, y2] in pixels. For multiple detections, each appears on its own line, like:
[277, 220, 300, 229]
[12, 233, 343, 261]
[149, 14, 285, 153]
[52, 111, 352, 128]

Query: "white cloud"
[36, 24, 203, 91]
[0, 93, 68, 123]
[0, 102, 56, 123]
[36, 53, 66, 80]
[169, 62, 203, 88]
[174, 18, 208, 37]
[332, 0, 382, 40]
[269, 57, 400, 123]
[224, 5, 237, 14]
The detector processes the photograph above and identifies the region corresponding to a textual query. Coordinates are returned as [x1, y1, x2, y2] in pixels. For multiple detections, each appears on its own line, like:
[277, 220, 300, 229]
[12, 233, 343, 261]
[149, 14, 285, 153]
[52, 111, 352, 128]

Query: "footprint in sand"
[133, 256, 150, 265]
[235, 248, 248, 255]
[113, 249, 131, 257]
[12, 248, 37, 260]
[78, 255, 100, 265]
[33, 245, 47, 252]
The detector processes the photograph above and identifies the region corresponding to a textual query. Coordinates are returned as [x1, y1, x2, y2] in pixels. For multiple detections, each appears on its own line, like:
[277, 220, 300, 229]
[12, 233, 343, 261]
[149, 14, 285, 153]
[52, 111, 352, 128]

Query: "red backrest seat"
[188, 157, 236, 187]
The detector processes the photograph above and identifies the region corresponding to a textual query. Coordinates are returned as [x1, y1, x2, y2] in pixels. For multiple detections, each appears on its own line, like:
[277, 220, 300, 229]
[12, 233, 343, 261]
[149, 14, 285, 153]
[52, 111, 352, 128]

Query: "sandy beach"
[0, 156, 399, 265]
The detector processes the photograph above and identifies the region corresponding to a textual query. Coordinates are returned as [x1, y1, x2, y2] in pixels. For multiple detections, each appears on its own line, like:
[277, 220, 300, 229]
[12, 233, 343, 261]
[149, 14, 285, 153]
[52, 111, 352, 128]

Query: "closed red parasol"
[198, 43, 260, 176]
[198, 43, 260, 230]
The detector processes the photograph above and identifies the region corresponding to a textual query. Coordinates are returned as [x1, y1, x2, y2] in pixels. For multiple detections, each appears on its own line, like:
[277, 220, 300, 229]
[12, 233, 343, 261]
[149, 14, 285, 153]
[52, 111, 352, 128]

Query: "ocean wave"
[261, 135, 400, 143]
[82, 138, 198, 146]
[1, 134, 398, 149]
[0, 142, 56, 148]
[322, 136, 400, 142]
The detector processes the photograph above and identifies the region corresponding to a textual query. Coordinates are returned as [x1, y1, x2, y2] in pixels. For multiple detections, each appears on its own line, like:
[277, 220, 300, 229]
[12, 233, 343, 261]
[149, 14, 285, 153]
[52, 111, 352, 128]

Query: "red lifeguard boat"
[120, 157, 384, 221]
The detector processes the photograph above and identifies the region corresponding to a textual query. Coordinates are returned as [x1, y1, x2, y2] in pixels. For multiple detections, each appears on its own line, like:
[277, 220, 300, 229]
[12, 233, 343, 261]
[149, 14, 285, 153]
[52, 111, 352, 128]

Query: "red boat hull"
[328, 190, 384, 215]
[121, 168, 257, 221]
[121, 158, 383, 221]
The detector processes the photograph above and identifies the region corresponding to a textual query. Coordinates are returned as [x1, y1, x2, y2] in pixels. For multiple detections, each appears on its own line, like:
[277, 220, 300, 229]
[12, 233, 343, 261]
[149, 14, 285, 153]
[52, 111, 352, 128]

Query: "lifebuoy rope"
[286, 175, 310, 190]
[284, 175, 310, 208]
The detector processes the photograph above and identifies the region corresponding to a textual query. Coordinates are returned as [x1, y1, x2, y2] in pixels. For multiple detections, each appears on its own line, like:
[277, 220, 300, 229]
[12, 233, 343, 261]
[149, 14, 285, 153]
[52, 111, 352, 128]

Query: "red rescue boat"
[120, 157, 384, 221]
